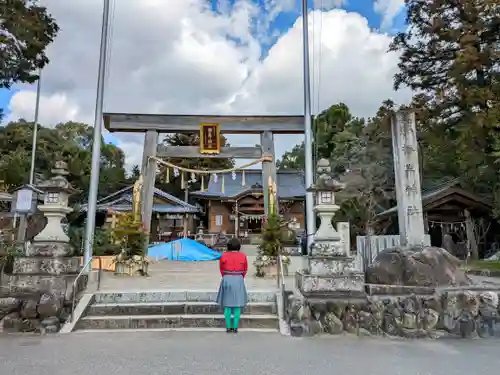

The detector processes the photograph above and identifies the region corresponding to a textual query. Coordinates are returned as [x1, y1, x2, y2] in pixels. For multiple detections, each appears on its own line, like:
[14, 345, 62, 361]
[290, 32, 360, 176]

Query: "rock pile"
[0, 289, 68, 333]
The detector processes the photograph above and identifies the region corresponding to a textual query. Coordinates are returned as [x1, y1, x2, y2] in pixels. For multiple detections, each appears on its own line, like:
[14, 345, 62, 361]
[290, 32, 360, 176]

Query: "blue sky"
[1, 0, 405, 128]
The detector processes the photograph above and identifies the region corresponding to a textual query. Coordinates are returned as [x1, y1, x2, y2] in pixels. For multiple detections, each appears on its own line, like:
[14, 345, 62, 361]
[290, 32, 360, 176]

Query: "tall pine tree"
[390, 0, 500, 201]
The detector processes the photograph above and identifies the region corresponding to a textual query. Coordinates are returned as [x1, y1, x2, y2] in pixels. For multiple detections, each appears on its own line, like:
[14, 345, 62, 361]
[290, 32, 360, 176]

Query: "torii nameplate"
[200, 123, 221, 154]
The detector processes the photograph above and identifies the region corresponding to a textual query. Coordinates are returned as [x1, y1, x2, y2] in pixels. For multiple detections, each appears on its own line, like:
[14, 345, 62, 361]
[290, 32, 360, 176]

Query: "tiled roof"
[100, 202, 198, 214]
[192, 170, 305, 199]
[80, 186, 199, 214]
[0, 192, 12, 202]
[377, 179, 491, 217]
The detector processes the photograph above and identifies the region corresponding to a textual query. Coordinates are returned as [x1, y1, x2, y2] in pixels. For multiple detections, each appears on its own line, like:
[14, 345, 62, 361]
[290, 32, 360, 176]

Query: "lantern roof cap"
[307, 159, 346, 193]
[37, 161, 79, 194]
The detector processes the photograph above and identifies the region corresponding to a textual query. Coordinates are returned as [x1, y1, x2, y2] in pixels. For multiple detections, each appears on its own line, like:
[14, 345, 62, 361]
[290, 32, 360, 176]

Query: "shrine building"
[80, 185, 200, 242]
[192, 169, 306, 236]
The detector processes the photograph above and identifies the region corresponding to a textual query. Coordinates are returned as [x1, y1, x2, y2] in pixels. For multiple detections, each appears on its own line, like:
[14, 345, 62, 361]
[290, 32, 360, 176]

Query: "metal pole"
[29, 69, 42, 185]
[17, 69, 43, 244]
[301, 0, 315, 248]
[83, 0, 111, 269]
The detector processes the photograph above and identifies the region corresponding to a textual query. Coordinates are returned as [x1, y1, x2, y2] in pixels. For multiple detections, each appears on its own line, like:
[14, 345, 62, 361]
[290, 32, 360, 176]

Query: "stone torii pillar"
[141, 130, 159, 233]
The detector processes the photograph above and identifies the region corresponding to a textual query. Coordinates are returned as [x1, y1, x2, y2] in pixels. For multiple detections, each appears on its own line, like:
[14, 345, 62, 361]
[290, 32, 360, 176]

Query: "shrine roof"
[192, 170, 305, 199]
[377, 179, 492, 217]
[0, 192, 12, 202]
[80, 185, 199, 213]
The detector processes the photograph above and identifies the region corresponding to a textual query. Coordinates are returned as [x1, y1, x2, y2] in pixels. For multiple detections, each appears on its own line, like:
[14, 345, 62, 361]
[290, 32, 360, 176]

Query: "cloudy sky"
[0, 0, 410, 170]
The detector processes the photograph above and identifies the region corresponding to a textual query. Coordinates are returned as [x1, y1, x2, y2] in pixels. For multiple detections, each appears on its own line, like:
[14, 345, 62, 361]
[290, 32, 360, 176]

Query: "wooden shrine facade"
[192, 170, 306, 236]
[377, 180, 500, 259]
[103, 113, 305, 239]
[80, 185, 200, 241]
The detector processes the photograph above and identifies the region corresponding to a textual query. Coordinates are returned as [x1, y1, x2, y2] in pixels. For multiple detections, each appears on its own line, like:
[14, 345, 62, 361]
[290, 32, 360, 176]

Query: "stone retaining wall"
[0, 273, 88, 333]
[286, 285, 500, 338]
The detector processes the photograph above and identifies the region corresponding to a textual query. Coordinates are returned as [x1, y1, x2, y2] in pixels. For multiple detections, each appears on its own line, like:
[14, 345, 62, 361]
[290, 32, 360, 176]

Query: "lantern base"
[307, 255, 357, 276]
[295, 269, 365, 298]
[26, 241, 74, 257]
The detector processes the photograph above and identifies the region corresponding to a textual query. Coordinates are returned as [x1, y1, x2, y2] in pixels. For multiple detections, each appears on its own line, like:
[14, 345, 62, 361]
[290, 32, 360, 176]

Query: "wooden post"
[183, 186, 189, 238]
[464, 209, 478, 260]
[423, 212, 429, 234]
[141, 130, 159, 239]
[234, 200, 239, 238]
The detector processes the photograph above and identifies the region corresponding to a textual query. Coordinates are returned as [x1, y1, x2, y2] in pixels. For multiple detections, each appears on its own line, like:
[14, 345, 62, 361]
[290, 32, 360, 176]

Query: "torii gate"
[103, 114, 305, 233]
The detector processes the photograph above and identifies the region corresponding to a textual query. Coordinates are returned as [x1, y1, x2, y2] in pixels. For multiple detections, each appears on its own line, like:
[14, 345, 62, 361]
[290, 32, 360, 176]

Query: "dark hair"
[226, 238, 241, 252]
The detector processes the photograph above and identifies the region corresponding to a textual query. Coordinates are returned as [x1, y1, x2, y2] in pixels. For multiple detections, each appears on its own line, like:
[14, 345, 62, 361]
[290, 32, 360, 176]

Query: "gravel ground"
[1, 332, 499, 375]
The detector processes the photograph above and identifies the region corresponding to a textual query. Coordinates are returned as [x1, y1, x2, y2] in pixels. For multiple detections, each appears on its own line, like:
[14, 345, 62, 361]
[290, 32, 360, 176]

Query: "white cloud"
[373, 0, 405, 29]
[3, 0, 410, 171]
[5, 91, 83, 125]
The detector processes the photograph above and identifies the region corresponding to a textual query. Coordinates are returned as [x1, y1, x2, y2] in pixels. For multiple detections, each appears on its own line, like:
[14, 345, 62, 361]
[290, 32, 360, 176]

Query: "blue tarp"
[147, 238, 221, 261]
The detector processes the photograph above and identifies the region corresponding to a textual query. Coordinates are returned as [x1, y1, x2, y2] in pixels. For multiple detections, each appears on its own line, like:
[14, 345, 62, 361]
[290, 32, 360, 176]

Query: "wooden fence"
[356, 234, 431, 271]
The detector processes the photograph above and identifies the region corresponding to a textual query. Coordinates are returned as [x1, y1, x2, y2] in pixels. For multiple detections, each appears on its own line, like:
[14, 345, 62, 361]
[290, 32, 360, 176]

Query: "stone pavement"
[1, 332, 499, 375]
[97, 258, 287, 291]
[95, 252, 498, 293]
[96, 245, 301, 291]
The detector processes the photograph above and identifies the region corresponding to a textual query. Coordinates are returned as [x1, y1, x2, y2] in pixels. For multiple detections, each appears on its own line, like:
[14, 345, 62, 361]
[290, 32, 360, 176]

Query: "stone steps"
[69, 290, 280, 333]
[75, 313, 278, 330]
[87, 301, 276, 316]
[73, 327, 278, 334]
[93, 290, 276, 304]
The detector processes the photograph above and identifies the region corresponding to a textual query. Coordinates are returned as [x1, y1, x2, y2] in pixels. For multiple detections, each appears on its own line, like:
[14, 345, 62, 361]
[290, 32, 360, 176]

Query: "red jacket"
[219, 251, 248, 277]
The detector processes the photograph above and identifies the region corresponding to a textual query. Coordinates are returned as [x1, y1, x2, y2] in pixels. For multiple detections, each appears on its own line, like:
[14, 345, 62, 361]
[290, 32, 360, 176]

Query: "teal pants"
[223, 307, 241, 329]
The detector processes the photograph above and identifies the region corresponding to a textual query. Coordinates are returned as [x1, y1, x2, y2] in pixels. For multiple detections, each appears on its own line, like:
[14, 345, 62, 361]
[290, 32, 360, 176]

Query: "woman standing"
[216, 238, 248, 333]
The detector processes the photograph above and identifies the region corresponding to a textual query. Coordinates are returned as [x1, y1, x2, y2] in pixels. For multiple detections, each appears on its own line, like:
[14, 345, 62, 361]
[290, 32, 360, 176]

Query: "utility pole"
[16, 68, 42, 244]
[83, 0, 111, 269]
[301, 0, 315, 248]
[29, 69, 42, 185]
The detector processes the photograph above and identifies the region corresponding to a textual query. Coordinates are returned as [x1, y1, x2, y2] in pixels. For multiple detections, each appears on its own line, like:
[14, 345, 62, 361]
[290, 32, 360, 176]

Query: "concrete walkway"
[1, 331, 499, 375]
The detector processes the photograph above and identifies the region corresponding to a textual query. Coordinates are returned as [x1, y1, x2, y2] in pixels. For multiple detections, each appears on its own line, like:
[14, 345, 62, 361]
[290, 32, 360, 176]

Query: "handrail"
[71, 256, 102, 322]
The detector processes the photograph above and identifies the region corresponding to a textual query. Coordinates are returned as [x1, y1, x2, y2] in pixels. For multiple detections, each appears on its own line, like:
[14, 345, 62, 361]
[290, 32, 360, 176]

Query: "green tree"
[276, 142, 304, 170]
[334, 101, 395, 235]
[0, 120, 128, 203]
[314, 103, 365, 167]
[0, 0, 59, 88]
[276, 103, 364, 173]
[276, 101, 395, 236]
[390, 0, 500, 200]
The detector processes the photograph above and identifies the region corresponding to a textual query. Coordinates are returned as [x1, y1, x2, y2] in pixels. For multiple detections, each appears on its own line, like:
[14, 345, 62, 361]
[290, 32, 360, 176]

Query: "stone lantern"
[13, 161, 80, 294]
[34, 161, 78, 244]
[7, 162, 83, 333]
[309, 158, 345, 247]
[295, 158, 365, 299]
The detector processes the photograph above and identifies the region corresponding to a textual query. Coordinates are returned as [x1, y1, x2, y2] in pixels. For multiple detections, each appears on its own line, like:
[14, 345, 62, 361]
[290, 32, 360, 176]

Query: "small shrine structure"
[80, 185, 200, 241]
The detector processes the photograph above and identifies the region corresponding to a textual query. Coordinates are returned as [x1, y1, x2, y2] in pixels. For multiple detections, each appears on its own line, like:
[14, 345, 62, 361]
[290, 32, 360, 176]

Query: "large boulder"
[365, 246, 472, 286]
